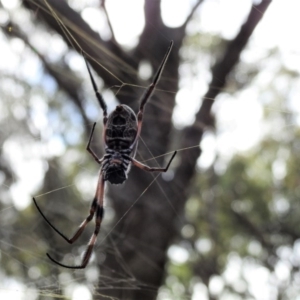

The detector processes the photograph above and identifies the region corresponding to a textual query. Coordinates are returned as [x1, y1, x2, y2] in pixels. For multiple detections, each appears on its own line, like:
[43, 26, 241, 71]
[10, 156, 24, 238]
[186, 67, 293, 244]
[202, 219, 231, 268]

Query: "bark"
[21, 0, 272, 299]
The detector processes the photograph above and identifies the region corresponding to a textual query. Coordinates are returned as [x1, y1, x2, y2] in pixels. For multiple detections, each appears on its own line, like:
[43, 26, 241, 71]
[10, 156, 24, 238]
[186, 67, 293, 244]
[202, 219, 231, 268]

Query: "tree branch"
[181, 0, 204, 30]
[22, 0, 138, 105]
[3, 21, 92, 136]
[173, 0, 272, 195]
[100, 0, 116, 43]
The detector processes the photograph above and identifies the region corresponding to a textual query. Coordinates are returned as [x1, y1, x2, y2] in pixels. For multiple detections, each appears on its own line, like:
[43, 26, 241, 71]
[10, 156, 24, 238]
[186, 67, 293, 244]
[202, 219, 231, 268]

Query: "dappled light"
[2, 0, 300, 299]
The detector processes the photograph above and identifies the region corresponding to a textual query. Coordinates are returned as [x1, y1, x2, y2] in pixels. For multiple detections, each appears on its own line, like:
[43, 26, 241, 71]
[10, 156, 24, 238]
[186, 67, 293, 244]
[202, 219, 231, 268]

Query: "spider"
[33, 41, 177, 269]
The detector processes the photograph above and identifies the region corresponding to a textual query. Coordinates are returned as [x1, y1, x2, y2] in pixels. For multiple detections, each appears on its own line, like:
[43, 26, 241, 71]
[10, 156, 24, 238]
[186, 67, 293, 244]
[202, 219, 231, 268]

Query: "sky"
[1, 0, 300, 299]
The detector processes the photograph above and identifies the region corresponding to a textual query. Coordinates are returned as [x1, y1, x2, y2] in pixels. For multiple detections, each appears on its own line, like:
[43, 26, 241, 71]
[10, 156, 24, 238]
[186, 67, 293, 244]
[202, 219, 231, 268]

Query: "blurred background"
[1, 0, 300, 299]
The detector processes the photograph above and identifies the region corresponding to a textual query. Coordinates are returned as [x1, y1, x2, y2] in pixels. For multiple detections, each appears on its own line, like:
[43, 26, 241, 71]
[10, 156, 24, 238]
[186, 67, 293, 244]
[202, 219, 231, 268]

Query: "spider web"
[1, 0, 300, 299]
[0, 1, 194, 299]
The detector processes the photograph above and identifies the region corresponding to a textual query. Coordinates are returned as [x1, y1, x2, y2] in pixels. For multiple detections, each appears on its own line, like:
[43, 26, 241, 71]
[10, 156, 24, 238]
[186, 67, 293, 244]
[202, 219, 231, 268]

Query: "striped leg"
[33, 196, 97, 244]
[34, 174, 105, 269]
[131, 151, 177, 173]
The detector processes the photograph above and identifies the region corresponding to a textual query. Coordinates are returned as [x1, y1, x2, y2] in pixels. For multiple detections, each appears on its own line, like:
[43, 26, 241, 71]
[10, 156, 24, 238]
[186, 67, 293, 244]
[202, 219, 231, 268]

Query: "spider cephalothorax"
[33, 41, 177, 269]
[102, 149, 130, 184]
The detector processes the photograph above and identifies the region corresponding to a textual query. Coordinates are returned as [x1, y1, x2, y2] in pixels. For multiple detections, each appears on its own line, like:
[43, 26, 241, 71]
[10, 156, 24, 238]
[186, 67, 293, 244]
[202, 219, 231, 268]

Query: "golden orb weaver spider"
[33, 41, 176, 269]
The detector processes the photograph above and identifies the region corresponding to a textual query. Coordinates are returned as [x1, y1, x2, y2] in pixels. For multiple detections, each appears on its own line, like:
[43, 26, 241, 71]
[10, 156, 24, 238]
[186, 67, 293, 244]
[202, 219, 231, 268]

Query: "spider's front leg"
[44, 109, 107, 268]
[33, 193, 98, 245]
[46, 174, 105, 269]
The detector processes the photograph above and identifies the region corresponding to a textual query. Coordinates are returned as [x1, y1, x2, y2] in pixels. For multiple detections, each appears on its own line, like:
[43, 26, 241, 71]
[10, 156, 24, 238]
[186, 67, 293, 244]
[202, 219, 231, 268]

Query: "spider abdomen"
[105, 105, 138, 150]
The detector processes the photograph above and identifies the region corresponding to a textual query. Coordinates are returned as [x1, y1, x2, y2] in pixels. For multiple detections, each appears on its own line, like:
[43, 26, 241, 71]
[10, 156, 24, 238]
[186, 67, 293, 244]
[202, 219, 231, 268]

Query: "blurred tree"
[2, 0, 292, 299]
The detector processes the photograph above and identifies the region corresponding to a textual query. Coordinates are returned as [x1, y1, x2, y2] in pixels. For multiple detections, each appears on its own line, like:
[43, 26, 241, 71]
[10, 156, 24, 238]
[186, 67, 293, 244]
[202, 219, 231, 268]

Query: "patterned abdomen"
[105, 104, 138, 151]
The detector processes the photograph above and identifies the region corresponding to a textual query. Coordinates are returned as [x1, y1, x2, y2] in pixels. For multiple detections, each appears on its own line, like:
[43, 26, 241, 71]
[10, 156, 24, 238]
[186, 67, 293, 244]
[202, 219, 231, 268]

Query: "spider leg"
[131, 151, 177, 173]
[33, 194, 97, 244]
[83, 53, 108, 125]
[86, 122, 104, 164]
[46, 174, 105, 269]
[136, 41, 173, 139]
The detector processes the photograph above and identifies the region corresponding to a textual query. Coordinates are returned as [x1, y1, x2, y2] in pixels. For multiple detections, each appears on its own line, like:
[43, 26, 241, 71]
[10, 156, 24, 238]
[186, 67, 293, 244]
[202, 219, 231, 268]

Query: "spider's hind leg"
[138, 41, 173, 119]
[82, 52, 108, 124]
[86, 122, 104, 164]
